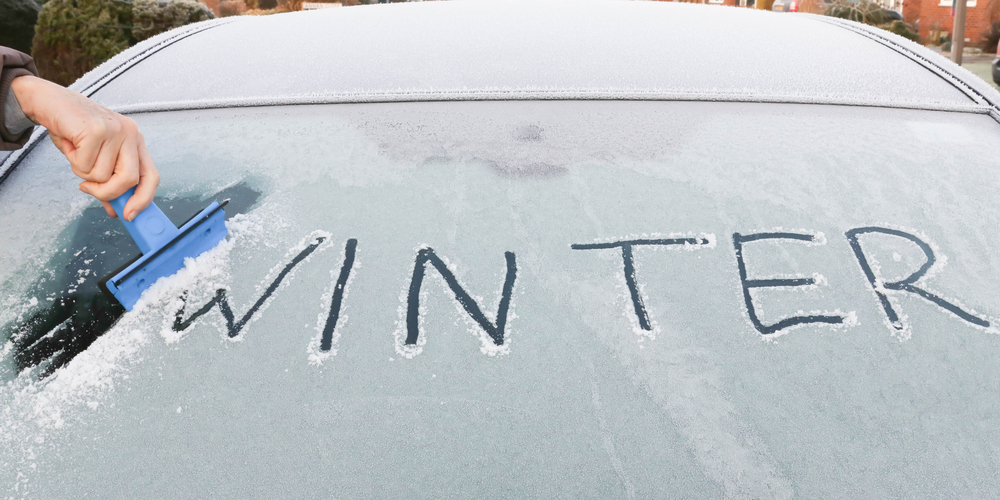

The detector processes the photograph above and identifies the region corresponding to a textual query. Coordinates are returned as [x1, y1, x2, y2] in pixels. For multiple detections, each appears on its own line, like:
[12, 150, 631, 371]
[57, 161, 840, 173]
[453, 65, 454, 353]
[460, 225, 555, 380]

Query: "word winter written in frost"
[171, 226, 990, 352]
[11, 224, 994, 378]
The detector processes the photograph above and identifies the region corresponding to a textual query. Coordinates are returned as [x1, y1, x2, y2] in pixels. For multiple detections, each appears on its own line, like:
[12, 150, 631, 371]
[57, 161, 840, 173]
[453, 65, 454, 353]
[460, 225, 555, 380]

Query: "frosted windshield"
[1, 101, 999, 498]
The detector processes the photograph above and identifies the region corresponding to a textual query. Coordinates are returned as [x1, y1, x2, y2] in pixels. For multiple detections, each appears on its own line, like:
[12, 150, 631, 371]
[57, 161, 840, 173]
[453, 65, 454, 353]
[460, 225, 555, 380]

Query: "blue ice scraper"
[98, 187, 228, 311]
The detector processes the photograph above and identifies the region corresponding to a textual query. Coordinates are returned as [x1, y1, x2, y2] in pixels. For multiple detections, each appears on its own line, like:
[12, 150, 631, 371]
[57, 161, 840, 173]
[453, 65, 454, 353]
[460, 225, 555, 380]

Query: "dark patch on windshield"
[2, 182, 261, 379]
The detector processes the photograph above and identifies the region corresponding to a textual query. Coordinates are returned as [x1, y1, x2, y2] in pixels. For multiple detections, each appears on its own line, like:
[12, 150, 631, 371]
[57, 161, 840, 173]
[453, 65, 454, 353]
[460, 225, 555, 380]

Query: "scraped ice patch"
[0, 211, 285, 491]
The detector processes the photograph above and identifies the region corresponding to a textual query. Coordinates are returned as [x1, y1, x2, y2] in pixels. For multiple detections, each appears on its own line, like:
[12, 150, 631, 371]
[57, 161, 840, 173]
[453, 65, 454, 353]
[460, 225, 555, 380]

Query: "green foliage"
[0, 0, 41, 54]
[30, 0, 213, 85]
[31, 0, 133, 85]
[132, 0, 212, 42]
[877, 20, 920, 42]
[824, 0, 892, 26]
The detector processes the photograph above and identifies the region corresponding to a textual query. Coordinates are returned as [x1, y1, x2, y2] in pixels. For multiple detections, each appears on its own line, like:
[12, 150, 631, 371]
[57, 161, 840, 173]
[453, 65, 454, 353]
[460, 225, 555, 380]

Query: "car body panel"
[87, 1, 979, 111]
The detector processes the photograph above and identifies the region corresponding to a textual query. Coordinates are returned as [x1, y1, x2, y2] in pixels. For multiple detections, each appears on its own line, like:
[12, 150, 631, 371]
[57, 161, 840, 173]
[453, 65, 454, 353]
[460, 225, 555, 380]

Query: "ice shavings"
[0, 212, 275, 491]
[159, 220, 330, 343]
[148, 210, 278, 343]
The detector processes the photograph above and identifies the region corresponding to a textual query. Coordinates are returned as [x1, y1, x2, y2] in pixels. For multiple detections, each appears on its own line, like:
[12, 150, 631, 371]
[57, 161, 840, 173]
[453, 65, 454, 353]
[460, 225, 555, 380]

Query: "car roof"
[76, 0, 1000, 116]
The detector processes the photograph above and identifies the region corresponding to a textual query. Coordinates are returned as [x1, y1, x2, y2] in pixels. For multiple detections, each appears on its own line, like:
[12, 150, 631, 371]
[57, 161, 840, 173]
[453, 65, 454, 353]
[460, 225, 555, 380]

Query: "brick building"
[903, 0, 994, 45]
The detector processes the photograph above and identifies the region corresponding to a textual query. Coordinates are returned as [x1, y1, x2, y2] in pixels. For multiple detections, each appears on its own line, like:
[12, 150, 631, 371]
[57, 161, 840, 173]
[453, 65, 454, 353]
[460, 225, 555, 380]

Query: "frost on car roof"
[89, 0, 979, 112]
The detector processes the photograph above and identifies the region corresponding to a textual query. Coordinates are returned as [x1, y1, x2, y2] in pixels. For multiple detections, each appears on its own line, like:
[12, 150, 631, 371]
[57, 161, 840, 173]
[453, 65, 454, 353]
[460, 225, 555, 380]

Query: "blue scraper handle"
[109, 187, 180, 254]
[101, 187, 228, 311]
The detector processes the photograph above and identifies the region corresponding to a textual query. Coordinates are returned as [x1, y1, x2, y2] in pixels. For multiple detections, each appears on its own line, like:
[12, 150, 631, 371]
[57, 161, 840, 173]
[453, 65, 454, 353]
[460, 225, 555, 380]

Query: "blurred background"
[1, 0, 998, 89]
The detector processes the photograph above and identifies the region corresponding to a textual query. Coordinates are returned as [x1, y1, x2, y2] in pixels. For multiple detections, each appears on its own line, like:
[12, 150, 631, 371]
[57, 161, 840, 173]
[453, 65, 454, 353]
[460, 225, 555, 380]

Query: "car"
[2, 1, 1000, 497]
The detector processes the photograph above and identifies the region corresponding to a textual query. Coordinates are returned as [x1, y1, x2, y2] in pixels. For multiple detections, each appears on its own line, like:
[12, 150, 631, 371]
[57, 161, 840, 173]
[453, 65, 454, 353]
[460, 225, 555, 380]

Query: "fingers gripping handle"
[109, 187, 180, 254]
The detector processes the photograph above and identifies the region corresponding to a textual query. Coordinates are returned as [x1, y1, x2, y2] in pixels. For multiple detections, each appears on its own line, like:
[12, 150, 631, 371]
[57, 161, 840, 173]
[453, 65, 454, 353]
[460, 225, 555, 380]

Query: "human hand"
[11, 75, 159, 221]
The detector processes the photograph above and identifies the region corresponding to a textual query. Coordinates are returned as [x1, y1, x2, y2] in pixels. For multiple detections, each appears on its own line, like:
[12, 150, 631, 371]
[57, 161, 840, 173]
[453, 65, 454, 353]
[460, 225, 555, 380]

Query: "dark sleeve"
[1, 46, 40, 151]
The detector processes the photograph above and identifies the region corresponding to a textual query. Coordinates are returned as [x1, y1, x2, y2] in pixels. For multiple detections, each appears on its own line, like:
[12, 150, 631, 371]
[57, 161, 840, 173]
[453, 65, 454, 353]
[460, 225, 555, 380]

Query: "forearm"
[4, 79, 37, 136]
[0, 47, 159, 219]
[0, 46, 39, 150]
[10, 75, 63, 132]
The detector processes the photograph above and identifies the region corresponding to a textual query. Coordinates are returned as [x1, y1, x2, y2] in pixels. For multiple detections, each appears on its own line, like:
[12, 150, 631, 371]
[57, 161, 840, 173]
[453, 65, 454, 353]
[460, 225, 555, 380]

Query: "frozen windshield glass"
[1, 101, 999, 498]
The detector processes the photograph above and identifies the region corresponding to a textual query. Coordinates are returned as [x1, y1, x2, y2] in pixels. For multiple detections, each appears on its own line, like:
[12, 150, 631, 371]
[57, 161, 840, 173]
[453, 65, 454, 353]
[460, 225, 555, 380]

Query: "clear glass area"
[1, 101, 999, 498]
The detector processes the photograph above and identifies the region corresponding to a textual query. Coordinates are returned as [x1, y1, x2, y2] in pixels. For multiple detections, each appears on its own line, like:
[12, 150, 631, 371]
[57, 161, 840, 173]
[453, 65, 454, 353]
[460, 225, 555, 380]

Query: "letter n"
[404, 247, 517, 349]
